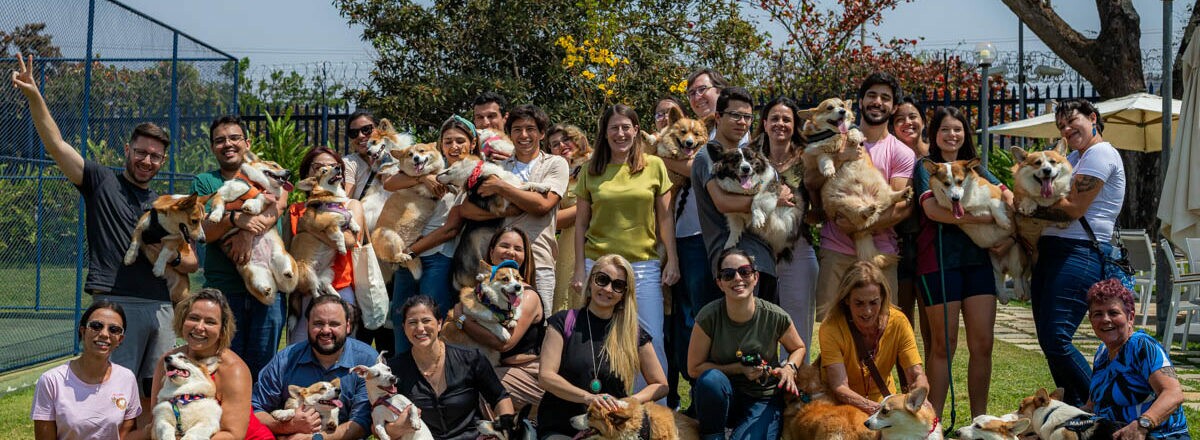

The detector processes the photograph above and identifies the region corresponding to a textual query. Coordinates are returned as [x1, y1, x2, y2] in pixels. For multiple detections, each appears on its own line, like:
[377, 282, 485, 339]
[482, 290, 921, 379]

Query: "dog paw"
[123, 249, 138, 266]
[152, 263, 166, 278]
[206, 210, 224, 223]
[751, 212, 767, 229]
[241, 199, 263, 215]
[820, 164, 836, 177]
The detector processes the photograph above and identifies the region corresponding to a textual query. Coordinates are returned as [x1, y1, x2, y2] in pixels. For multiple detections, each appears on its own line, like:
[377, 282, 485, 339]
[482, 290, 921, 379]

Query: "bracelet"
[228, 212, 238, 227]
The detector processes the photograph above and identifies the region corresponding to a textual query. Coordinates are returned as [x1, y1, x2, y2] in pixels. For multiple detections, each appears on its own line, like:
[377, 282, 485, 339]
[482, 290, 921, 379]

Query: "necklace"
[585, 309, 602, 393]
[416, 343, 444, 378]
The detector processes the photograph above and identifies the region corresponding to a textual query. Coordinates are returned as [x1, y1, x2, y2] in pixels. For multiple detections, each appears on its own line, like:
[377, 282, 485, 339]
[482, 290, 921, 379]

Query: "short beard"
[218, 160, 242, 173]
[311, 335, 346, 356]
[124, 158, 154, 186]
[862, 108, 891, 127]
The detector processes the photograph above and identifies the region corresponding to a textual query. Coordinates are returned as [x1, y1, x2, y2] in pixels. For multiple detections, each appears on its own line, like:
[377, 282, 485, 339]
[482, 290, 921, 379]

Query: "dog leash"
[918, 221, 957, 435]
[170, 393, 209, 438]
[371, 386, 409, 418]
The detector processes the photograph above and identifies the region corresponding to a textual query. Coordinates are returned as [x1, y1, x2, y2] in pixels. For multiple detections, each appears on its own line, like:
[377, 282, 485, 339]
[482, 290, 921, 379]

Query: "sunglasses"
[85, 320, 124, 336]
[347, 124, 375, 139]
[592, 272, 628, 294]
[718, 264, 756, 282]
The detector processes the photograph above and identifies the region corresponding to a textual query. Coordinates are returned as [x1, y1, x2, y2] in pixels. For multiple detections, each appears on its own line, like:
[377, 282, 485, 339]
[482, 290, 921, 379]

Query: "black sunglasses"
[85, 320, 124, 336]
[592, 272, 628, 294]
[347, 124, 375, 139]
[718, 265, 756, 282]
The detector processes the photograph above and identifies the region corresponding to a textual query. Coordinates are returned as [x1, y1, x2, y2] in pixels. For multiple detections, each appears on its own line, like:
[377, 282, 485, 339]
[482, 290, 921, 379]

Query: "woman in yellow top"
[570, 104, 680, 392]
[820, 261, 929, 415]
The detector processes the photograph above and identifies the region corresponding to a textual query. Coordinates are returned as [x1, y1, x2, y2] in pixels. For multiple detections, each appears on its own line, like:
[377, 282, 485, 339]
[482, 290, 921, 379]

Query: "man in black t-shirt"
[12, 54, 199, 408]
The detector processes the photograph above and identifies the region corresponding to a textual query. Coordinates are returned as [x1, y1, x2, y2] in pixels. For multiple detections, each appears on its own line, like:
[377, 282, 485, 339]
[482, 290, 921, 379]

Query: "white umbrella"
[987, 92, 1181, 152]
[1158, 37, 1200, 242]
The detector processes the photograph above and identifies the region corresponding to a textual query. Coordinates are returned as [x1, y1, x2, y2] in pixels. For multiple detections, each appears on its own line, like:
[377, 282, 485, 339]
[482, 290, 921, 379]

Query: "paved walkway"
[993, 303, 1200, 410]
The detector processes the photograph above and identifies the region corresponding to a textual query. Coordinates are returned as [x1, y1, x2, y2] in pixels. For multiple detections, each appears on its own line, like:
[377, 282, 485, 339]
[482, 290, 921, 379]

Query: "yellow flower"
[581, 70, 596, 80]
[606, 74, 617, 83]
[605, 88, 615, 96]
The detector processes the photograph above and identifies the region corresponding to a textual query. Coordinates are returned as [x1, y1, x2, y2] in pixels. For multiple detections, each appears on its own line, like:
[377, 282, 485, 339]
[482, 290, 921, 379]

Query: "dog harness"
[223, 171, 266, 211]
[480, 134, 505, 158]
[139, 208, 172, 245]
[465, 160, 487, 190]
[170, 394, 210, 438]
[1040, 405, 1103, 435]
[308, 201, 355, 231]
[371, 386, 408, 418]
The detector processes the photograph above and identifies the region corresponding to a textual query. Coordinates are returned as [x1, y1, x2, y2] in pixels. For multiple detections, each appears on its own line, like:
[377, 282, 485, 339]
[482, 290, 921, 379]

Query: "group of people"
[11, 48, 1191, 440]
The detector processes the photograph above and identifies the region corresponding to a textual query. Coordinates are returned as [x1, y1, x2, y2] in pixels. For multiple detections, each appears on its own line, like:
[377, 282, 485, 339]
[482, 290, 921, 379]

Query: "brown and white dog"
[820, 129, 913, 268]
[647, 106, 708, 189]
[711, 146, 804, 259]
[799, 97, 856, 178]
[269, 378, 343, 434]
[864, 386, 942, 440]
[371, 142, 446, 280]
[1017, 388, 1118, 440]
[440, 260, 526, 366]
[922, 158, 1027, 303]
[288, 164, 360, 331]
[153, 353, 222, 440]
[1010, 143, 1073, 265]
[569, 397, 700, 440]
[360, 118, 415, 232]
[953, 414, 1032, 440]
[124, 194, 207, 304]
[780, 363, 874, 440]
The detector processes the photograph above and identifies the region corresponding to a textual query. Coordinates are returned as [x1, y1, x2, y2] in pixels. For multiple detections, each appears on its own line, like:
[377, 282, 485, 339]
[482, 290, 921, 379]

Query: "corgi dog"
[288, 165, 359, 331]
[371, 142, 446, 280]
[865, 386, 942, 440]
[440, 260, 526, 366]
[711, 145, 803, 260]
[922, 158, 1027, 303]
[152, 353, 222, 440]
[360, 118, 415, 232]
[569, 396, 699, 440]
[205, 151, 293, 223]
[821, 129, 913, 268]
[270, 378, 343, 433]
[954, 414, 1032, 440]
[1017, 388, 1119, 440]
[124, 194, 207, 304]
[647, 106, 708, 189]
[800, 97, 856, 178]
[353, 352, 434, 440]
[780, 363, 874, 440]
[1010, 143, 1073, 264]
[478, 128, 516, 163]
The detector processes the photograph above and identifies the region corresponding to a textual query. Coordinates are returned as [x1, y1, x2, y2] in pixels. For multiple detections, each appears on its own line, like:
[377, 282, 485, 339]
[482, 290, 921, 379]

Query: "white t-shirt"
[1044, 142, 1126, 242]
[420, 192, 461, 257]
[31, 363, 142, 440]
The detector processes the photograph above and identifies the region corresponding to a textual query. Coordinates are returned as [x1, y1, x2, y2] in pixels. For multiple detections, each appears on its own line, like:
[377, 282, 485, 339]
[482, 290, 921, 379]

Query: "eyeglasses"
[607, 124, 636, 134]
[592, 272, 628, 294]
[654, 111, 669, 121]
[723, 111, 754, 123]
[717, 264, 756, 282]
[130, 147, 165, 164]
[85, 320, 124, 336]
[211, 134, 245, 145]
[347, 124, 374, 139]
[686, 85, 715, 99]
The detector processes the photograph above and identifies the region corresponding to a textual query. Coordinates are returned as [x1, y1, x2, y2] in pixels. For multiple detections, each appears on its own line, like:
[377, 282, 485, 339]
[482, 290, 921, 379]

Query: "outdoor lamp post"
[976, 42, 996, 172]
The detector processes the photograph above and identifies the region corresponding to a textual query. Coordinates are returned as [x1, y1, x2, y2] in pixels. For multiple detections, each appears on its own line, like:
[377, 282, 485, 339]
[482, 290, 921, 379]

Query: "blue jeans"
[390, 253, 454, 354]
[691, 370, 781, 438]
[1031, 236, 1106, 407]
[667, 235, 717, 408]
[226, 290, 284, 381]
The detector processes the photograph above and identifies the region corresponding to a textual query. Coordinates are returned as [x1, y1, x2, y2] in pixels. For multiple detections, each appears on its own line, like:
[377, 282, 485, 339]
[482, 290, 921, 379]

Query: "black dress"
[537, 308, 652, 436]
[390, 344, 509, 440]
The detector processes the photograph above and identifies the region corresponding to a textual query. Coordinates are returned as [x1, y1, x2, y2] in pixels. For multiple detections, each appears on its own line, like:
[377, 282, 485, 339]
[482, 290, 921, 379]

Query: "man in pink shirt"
[814, 72, 915, 320]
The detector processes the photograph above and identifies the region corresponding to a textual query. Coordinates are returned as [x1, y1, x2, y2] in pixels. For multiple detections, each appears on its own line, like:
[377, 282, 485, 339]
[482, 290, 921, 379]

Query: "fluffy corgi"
[152, 353, 222, 440]
[1010, 143, 1073, 264]
[1017, 388, 1119, 440]
[371, 142, 446, 280]
[864, 386, 942, 440]
[954, 414, 1032, 440]
[569, 396, 699, 440]
[353, 352, 434, 440]
[270, 378, 343, 433]
[711, 146, 803, 259]
[800, 97, 856, 178]
[360, 118, 415, 232]
[288, 165, 359, 331]
[440, 260, 526, 366]
[648, 106, 708, 188]
[780, 363, 874, 440]
[124, 194, 207, 304]
[821, 129, 912, 268]
[205, 151, 293, 223]
[922, 159, 1028, 303]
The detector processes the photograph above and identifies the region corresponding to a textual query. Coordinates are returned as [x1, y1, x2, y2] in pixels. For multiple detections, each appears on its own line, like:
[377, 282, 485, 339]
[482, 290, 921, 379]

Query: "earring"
[1092, 125, 1098, 136]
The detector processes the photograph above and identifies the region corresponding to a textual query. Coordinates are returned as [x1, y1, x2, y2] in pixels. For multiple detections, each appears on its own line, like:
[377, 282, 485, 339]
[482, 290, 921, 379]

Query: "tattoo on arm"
[1033, 206, 1074, 222]
[1074, 175, 1101, 193]
[1160, 366, 1179, 379]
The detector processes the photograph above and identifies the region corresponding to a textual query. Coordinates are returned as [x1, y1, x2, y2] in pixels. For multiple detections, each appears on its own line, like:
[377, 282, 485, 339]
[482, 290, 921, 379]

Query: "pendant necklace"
[585, 309, 602, 393]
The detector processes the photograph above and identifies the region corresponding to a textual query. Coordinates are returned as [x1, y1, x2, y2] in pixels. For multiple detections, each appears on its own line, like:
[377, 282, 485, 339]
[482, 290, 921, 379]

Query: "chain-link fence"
[0, 0, 236, 374]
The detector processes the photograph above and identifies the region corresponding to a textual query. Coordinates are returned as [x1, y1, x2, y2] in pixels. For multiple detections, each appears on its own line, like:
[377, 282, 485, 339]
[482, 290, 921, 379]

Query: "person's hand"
[778, 185, 796, 207]
[477, 176, 511, 197]
[989, 236, 1015, 256]
[661, 260, 680, 286]
[585, 393, 622, 412]
[285, 406, 322, 435]
[861, 401, 881, 416]
[488, 149, 512, 162]
[421, 174, 448, 198]
[570, 268, 587, 293]
[1112, 420, 1147, 440]
[384, 405, 419, 438]
[774, 365, 799, 396]
[11, 53, 38, 96]
[743, 364, 766, 381]
[223, 230, 254, 265]
[836, 142, 863, 162]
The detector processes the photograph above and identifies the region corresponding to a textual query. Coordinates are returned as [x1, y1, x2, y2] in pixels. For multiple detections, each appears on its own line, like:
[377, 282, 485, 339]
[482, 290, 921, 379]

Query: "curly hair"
[1086, 278, 1135, 318]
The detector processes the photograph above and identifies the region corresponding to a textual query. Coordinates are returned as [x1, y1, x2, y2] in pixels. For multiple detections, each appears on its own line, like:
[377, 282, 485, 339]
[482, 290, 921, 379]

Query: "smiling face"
[1089, 298, 1133, 348]
[588, 262, 628, 311]
[654, 99, 683, 131]
[548, 132, 577, 159]
[716, 99, 753, 146]
[508, 116, 543, 159]
[489, 231, 526, 266]
[860, 84, 896, 126]
[687, 73, 721, 119]
[182, 299, 223, 355]
[80, 308, 124, 357]
[349, 116, 374, 156]
[308, 301, 350, 356]
[440, 127, 472, 165]
[891, 103, 924, 148]
[935, 115, 966, 159]
[403, 304, 441, 349]
[717, 253, 757, 300]
[210, 122, 249, 172]
[606, 114, 638, 162]
[845, 284, 884, 332]
[473, 102, 506, 132]
[124, 136, 166, 186]
[1055, 110, 1098, 151]
[765, 103, 796, 145]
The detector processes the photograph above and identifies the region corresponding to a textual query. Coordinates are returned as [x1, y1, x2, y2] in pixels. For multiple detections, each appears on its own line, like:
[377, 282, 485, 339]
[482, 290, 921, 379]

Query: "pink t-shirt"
[819, 133, 915, 256]
[31, 363, 142, 440]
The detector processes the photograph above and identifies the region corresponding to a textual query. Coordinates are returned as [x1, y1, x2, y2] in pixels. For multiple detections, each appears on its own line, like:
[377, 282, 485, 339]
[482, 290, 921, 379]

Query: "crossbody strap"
[845, 313, 893, 396]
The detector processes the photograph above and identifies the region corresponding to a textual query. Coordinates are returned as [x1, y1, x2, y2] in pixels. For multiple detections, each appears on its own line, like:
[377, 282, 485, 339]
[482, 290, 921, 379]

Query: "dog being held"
[204, 152, 299, 304]
[711, 146, 803, 260]
[124, 194, 207, 304]
[371, 142, 446, 280]
[953, 414, 1032, 440]
[269, 378, 344, 434]
[153, 353, 222, 440]
[780, 363, 874, 440]
[864, 386, 942, 440]
[360, 118, 415, 232]
[645, 106, 708, 189]
[799, 97, 856, 178]
[353, 352, 434, 440]
[288, 164, 360, 331]
[820, 128, 913, 268]
[1017, 388, 1119, 440]
[923, 158, 1027, 304]
[477, 128, 516, 163]
[1010, 143, 1073, 266]
[477, 405, 534, 440]
[569, 396, 700, 440]
[440, 260, 526, 366]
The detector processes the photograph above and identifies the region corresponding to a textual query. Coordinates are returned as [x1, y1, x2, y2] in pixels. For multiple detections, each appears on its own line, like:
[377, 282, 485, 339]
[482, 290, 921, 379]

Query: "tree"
[0, 23, 62, 58]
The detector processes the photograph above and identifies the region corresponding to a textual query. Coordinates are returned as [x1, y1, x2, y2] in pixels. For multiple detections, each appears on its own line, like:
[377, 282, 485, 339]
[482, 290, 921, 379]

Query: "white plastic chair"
[1186, 238, 1200, 272]
[1117, 229, 1156, 325]
[1160, 239, 1200, 350]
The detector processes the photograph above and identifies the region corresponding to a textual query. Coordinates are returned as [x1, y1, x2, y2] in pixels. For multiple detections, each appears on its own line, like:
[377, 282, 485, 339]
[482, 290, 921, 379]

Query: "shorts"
[917, 264, 996, 306]
[94, 295, 175, 395]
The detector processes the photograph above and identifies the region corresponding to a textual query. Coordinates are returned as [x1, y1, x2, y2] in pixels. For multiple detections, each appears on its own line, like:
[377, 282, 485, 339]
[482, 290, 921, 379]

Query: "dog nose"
[684, 139, 694, 147]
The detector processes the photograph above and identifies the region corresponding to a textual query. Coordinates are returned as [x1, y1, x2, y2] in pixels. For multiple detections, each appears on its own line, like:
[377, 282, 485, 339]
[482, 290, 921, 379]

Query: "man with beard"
[194, 115, 288, 378]
[252, 295, 378, 439]
[11, 53, 198, 411]
[812, 72, 915, 320]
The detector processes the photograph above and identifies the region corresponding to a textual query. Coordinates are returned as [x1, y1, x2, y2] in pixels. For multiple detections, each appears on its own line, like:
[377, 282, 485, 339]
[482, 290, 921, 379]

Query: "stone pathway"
[993, 303, 1200, 410]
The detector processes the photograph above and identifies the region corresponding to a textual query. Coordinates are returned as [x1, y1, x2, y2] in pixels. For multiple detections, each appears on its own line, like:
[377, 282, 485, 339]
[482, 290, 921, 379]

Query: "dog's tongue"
[323, 399, 344, 408]
[740, 176, 752, 190]
[951, 201, 965, 219]
[572, 429, 598, 440]
[1040, 178, 1053, 198]
[837, 119, 849, 134]
[282, 181, 294, 192]
[166, 370, 179, 377]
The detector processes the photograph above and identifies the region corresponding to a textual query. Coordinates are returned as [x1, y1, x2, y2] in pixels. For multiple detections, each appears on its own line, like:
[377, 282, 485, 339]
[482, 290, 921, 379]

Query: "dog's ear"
[174, 194, 199, 211]
[904, 386, 928, 413]
[351, 365, 369, 377]
[843, 99, 855, 111]
[378, 118, 395, 134]
[1009, 146, 1028, 162]
[288, 384, 305, 399]
[606, 411, 631, 427]
[921, 159, 941, 177]
[1049, 387, 1065, 401]
[796, 106, 816, 121]
[965, 158, 982, 171]
[1034, 387, 1049, 401]
[243, 149, 260, 163]
[297, 176, 317, 193]
[1008, 418, 1032, 434]
[200, 355, 221, 374]
[330, 377, 341, 388]
[1051, 138, 1069, 156]
[479, 259, 492, 276]
[376, 350, 388, 365]
[668, 105, 685, 125]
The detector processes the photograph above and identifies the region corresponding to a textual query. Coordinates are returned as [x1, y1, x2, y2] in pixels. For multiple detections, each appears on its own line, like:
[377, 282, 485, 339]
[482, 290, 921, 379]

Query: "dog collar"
[466, 160, 486, 190]
[309, 201, 354, 229]
[637, 410, 652, 440]
[475, 284, 519, 324]
[805, 129, 838, 143]
[481, 135, 504, 157]
[799, 391, 825, 403]
[925, 416, 940, 439]
[170, 394, 209, 438]
[372, 395, 407, 418]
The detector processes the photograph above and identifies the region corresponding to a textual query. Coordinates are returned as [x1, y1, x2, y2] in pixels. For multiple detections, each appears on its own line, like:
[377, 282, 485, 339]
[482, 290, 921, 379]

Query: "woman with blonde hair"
[539, 254, 668, 440]
[820, 261, 929, 415]
[547, 123, 591, 312]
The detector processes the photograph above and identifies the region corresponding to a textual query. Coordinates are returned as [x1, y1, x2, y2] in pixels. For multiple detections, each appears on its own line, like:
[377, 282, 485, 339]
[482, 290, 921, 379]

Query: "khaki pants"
[814, 248, 899, 321]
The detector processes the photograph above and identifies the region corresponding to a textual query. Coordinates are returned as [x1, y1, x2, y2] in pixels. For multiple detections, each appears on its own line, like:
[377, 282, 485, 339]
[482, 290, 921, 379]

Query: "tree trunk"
[1172, 1, 1200, 100]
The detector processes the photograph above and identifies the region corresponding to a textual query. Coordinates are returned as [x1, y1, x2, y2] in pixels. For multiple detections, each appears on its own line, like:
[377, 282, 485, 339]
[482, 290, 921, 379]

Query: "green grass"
[0, 388, 34, 438]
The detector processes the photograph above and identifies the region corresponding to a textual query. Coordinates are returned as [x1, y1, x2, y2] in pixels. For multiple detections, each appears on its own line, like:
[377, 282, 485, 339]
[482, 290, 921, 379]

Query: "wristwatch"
[311, 433, 324, 440]
[1137, 415, 1155, 431]
[455, 314, 468, 330]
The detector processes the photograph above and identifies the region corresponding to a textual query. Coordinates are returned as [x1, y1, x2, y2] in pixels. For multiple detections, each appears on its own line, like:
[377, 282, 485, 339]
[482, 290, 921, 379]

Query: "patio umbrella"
[1158, 37, 1200, 242]
[987, 92, 1181, 152]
